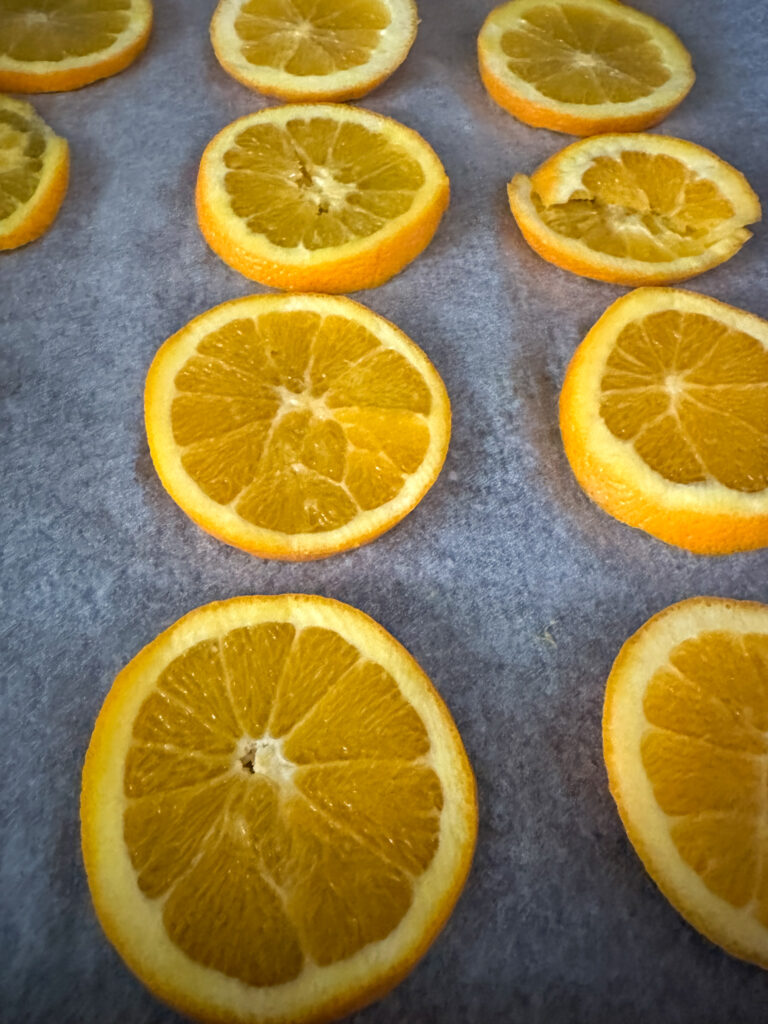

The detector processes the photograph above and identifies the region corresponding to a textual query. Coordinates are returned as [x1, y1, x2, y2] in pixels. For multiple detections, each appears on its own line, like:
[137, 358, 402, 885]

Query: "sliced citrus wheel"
[196, 103, 449, 292]
[81, 593, 477, 1024]
[604, 596, 768, 968]
[145, 293, 451, 560]
[0, 95, 68, 250]
[478, 0, 694, 135]
[508, 133, 761, 285]
[210, 0, 418, 102]
[0, 0, 152, 93]
[559, 288, 768, 554]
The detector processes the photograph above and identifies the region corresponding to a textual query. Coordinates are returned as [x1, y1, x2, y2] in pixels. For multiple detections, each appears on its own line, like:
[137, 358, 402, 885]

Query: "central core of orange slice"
[599, 309, 768, 492]
[223, 116, 425, 249]
[0, 0, 133, 62]
[124, 620, 443, 985]
[170, 307, 433, 533]
[642, 628, 768, 914]
[235, 0, 391, 76]
[534, 151, 735, 262]
[501, 3, 669, 104]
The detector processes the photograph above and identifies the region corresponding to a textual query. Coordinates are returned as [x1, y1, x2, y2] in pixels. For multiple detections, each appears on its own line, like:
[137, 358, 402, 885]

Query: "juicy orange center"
[599, 309, 768, 492]
[124, 622, 442, 984]
[501, 3, 670, 104]
[0, 0, 132, 63]
[222, 116, 425, 250]
[170, 309, 432, 533]
[532, 151, 736, 262]
[234, 0, 391, 76]
[641, 629, 768, 919]
[0, 104, 45, 223]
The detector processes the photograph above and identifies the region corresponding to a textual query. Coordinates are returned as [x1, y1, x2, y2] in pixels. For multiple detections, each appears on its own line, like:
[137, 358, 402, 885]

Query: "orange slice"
[81, 593, 477, 1024]
[508, 133, 761, 285]
[196, 103, 449, 292]
[145, 293, 451, 560]
[478, 0, 694, 135]
[210, 0, 418, 102]
[0, 95, 68, 250]
[604, 596, 768, 968]
[559, 288, 768, 554]
[0, 0, 153, 93]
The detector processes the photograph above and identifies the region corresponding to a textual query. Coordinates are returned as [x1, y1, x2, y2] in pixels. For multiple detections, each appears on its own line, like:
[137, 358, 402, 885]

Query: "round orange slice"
[145, 293, 451, 560]
[604, 596, 768, 968]
[0, 0, 153, 93]
[195, 103, 449, 292]
[210, 0, 418, 102]
[81, 593, 477, 1024]
[559, 287, 768, 554]
[508, 133, 761, 285]
[478, 0, 694, 135]
[0, 95, 69, 250]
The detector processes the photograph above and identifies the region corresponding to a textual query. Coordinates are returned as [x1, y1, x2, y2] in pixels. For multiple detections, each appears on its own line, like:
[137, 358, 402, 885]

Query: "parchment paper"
[2, 0, 768, 1020]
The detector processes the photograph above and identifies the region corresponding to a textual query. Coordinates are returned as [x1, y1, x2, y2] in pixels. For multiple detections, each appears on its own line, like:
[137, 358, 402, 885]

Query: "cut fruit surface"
[0, 94, 68, 250]
[196, 103, 449, 292]
[0, 0, 153, 93]
[559, 288, 768, 554]
[508, 134, 761, 285]
[210, 0, 418, 102]
[145, 293, 451, 560]
[81, 594, 477, 1024]
[604, 596, 768, 968]
[478, 0, 694, 135]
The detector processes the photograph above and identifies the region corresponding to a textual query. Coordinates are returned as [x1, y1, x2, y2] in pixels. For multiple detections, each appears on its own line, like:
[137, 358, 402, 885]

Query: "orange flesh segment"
[222, 116, 425, 250]
[235, 0, 391, 76]
[532, 151, 736, 262]
[599, 309, 768, 492]
[170, 310, 432, 533]
[500, 3, 669, 104]
[641, 631, 768, 918]
[0, 102, 45, 222]
[124, 623, 442, 985]
[0, 0, 132, 62]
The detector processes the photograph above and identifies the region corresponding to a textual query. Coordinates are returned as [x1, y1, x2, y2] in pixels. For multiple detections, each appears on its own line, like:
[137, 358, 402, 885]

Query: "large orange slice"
[210, 0, 418, 102]
[0, 0, 153, 93]
[508, 133, 761, 285]
[145, 293, 451, 560]
[81, 593, 477, 1023]
[604, 596, 768, 968]
[0, 94, 68, 250]
[479, 0, 694, 135]
[196, 103, 449, 292]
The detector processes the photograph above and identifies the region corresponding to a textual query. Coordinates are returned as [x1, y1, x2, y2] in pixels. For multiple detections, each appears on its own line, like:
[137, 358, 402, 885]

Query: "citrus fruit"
[508, 133, 761, 285]
[210, 0, 418, 102]
[0, 95, 68, 250]
[0, 0, 153, 93]
[559, 288, 768, 554]
[145, 293, 451, 560]
[478, 0, 694, 135]
[196, 103, 449, 292]
[81, 593, 477, 1024]
[604, 596, 768, 968]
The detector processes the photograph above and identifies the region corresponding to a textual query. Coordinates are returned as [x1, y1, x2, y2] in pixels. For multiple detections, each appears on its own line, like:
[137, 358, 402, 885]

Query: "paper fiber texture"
[2, 0, 767, 1020]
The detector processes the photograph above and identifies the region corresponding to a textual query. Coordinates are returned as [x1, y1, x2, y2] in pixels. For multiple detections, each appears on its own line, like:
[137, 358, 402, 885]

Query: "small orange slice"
[604, 596, 768, 968]
[145, 293, 451, 560]
[81, 593, 477, 1024]
[559, 288, 768, 554]
[210, 0, 418, 102]
[508, 133, 761, 285]
[0, 95, 69, 250]
[0, 0, 153, 93]
[479, 0, 694, 135]
[196, 102, 449, 292]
